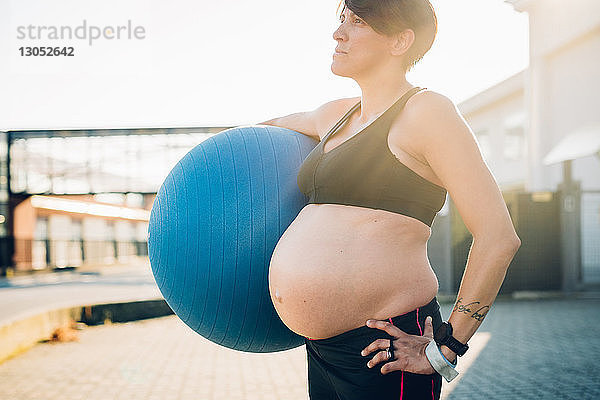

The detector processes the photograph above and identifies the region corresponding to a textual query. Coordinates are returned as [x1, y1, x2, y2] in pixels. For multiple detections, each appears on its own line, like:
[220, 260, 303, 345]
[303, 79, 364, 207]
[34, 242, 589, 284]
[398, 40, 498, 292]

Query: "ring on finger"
[387, 338, 395, 361]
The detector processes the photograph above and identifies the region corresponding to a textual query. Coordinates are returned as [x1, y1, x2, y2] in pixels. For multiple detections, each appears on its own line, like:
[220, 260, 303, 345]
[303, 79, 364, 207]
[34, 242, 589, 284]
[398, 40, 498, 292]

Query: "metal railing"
[10, 238, 148, 272]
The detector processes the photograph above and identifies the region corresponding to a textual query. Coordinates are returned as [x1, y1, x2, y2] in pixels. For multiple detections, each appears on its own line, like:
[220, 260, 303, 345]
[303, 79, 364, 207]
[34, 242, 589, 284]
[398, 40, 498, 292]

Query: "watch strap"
[445, 335, 469, 356]
[435, 321, 469, 356]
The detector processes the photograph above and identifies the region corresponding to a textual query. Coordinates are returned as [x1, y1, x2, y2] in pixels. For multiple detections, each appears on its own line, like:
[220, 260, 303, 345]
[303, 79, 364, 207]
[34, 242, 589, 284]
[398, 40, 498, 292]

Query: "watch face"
[434, 322, 449, 342]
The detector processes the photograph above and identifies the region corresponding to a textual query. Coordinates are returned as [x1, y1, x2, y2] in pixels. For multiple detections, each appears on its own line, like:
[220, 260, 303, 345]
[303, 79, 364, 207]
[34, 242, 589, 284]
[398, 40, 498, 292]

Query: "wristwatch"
[434, 321, 469, 357]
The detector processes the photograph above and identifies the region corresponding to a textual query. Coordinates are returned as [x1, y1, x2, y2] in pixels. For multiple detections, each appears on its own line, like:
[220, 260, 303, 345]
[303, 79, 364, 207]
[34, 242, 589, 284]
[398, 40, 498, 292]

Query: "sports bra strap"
[320, 101, 361, 143]
[379, 86, 427, 126]
[320, 87, 426, 144]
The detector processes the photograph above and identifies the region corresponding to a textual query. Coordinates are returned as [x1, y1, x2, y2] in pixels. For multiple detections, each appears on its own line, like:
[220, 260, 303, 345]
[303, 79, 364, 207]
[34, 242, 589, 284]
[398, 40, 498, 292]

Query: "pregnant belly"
[267, 205, 439, 340]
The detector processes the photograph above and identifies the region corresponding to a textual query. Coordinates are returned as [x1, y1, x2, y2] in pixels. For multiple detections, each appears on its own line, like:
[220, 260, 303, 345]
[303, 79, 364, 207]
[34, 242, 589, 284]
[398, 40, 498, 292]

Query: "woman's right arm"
[258, 112, 319, 140]
[257, 97, 360, 141]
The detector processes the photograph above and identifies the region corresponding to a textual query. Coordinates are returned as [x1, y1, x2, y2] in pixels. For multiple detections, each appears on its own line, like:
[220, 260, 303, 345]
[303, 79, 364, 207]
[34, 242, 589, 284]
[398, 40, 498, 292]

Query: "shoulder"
[396, 88, 487, 179]
[404, 89, 460, 127]
[394, 89, 466, 147]
[311, 96, 361, 141]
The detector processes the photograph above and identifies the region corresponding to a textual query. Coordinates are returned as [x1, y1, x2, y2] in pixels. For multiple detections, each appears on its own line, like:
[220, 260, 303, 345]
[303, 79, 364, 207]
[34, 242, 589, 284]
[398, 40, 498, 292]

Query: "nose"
[332, 23, 346, 43]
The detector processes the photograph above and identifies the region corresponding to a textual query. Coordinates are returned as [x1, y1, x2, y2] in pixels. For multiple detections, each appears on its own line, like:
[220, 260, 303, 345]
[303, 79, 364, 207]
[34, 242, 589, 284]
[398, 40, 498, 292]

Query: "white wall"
[48, 214, 71, 240]
[135, 222, 149, 242]
[523, 0, 600, 190]
[82, 218, 110, 241]
[114, 220, 134, 242]
[544, 32, 600, 190]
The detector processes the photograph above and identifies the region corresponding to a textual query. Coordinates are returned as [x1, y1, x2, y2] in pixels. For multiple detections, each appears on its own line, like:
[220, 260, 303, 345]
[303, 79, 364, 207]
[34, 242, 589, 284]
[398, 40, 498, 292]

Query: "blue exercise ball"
[148, 125, 318, 353]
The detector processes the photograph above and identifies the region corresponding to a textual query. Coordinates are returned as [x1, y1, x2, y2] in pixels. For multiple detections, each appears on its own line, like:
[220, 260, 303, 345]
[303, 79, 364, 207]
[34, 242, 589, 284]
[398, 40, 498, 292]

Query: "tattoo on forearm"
[453, 297, 490, 322]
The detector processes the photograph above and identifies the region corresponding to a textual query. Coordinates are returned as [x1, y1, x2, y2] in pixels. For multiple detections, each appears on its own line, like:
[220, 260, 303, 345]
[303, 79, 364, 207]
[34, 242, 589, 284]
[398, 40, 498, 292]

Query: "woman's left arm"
[408, 91, 522, 363]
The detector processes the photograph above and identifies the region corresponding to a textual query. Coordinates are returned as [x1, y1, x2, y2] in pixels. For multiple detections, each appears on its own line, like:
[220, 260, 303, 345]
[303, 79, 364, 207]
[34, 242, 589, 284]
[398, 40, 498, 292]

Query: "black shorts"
[303, 296, 443, 400]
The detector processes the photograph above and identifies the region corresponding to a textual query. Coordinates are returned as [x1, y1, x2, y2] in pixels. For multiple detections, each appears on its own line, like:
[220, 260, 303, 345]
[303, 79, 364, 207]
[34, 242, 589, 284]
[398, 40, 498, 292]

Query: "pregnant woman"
[260, 1, 521, 399]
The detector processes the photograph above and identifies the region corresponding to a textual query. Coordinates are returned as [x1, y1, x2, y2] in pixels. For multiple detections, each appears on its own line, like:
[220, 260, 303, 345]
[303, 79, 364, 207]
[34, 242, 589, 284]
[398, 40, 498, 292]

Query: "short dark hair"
[336, 0, 437, 73]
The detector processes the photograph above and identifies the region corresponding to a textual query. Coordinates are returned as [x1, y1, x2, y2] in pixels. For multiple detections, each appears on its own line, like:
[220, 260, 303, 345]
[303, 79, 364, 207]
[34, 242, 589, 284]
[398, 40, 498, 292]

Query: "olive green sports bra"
[296, 86, 447, 227]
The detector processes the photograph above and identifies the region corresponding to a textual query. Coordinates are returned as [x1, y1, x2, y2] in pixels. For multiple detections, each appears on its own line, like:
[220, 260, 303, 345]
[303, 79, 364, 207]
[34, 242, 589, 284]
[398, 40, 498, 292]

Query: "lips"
[335, 49, 348, 54]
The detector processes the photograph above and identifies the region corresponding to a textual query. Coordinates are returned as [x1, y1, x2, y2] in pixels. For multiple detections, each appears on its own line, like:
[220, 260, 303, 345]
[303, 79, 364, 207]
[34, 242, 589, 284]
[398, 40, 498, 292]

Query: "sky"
[0, 0, 529, 131]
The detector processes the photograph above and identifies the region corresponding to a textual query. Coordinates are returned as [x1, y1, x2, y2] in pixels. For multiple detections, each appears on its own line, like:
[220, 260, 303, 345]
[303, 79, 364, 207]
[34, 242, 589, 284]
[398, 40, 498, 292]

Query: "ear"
[389, 29, 414, 57]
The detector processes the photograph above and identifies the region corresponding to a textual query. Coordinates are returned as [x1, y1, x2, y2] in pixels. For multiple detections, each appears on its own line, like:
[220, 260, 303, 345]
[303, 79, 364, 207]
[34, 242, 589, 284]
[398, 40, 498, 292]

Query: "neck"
[355, 75, 414, 126]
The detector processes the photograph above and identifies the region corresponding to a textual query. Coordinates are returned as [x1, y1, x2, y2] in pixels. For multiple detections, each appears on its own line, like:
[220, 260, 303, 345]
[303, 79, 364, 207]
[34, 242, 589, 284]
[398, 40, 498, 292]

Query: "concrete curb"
[0, 298, 173, 365]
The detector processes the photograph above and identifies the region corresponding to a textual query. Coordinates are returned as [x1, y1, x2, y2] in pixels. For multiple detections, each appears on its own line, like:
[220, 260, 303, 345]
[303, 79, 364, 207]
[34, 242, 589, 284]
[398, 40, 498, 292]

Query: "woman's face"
[331, 7, 392, 79]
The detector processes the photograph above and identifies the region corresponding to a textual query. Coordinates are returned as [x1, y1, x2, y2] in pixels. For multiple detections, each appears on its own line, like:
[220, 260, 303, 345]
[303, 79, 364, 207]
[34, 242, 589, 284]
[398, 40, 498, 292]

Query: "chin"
[330, 62, 353, 78]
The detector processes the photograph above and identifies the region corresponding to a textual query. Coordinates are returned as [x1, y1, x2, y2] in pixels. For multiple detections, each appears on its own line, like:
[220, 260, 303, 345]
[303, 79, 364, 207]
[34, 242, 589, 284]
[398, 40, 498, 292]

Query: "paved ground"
[444, 297, 600, 400]
[1, 292, 598, 399]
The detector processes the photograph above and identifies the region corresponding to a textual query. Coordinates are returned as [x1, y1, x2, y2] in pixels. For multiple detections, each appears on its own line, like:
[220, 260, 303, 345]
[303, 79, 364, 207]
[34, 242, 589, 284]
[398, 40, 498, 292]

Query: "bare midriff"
[267, 203, 439, 340]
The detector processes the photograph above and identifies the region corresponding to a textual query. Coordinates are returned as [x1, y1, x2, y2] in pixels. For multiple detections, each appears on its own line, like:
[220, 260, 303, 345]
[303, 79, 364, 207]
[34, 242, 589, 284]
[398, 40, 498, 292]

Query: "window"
[503, 112, 526, 160]
[474, 129, 492, 160]
[34, 217, 48, 240]
[72, 220, 83, 240]
[504, 125, 525, 160]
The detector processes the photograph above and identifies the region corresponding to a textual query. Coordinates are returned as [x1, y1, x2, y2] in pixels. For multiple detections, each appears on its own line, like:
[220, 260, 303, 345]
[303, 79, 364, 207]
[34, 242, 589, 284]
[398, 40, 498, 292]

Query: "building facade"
[438, 0, 600, 293]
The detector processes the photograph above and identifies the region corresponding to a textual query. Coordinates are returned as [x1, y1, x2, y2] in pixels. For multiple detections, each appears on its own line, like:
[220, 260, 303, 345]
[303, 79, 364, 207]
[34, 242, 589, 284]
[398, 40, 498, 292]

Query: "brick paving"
[0, 315, 307, 400]
[1, 296, 599, 400]
[444, 297, 600, 400]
